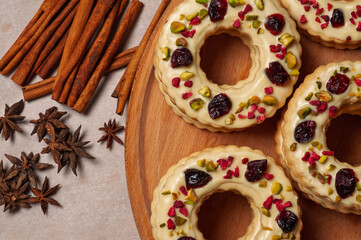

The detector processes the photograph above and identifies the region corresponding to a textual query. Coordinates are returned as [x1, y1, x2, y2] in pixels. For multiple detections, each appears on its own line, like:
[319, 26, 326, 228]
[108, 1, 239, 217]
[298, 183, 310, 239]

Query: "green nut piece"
[180, 71, 195, 80]
[272, 235, 282, 240]
[246, 15, 258, 21]
[311, 141, 322, 150]
[172, 193, 178, 200]
[309, 165, 317, 177]
[198, 86, 211, 97]
[255, 0, 264, 10]
[290, 69, 300, 76]
[317, 173, 326, 184]
[228, 0, 245, 7]
[257, 28, 264, 34]
[290, 143, 297, 152]
[186, 12, 199, 21]
[326, 164, 336, 172]
[206, 161, 217, 172]
[262, 96, 277, 106]
[160, 223, 166, 228]
[197, 159, 206, 167]
[184, 200, 194, 205]
[171, 21, 186, 33]
[305, 92, 313, 101]
[328, 187, 333, 195]
[252, 20, 261, 29]
[248, 96, 261, 105]
[175, 216, 187, 226]
[225, 114, 236, 125]
[356, 195, 361, 202]
[357, 182, 361, 191]
[161, 191, 171, 195]
[259, 180, 267, 188]
[336, 196, 341, 202]
[316, 81, 322, 89]
[271, 181, 283, 195]
[190, 98, 205, 111]
[340, 66, 349, 73]
[279, 33, 295, 47]
[185, 188, 197, 203]
[199, 9, 208, 19]
[161, 47, 170, 61]
[196, 0, 209, 4]
[297, 107, 311, 119]
[261, 207, 270, 217]
[319, 155, 328, 164]
[285, 52, 297, 69]
[315, 90, 333, 102]
[176, 37, 188, 47]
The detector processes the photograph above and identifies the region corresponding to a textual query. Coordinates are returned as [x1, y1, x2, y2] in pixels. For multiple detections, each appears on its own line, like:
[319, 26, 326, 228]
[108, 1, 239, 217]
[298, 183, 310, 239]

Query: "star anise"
[0, 180, 31, 212]
[24, 176, 61, 215]
[30, 106, 68, 142]
[41, 130, 71, 172]
[98, 119, 124, 149]
[0, 160, 19, 192]
[61, 126, 95, 176]
[4, 152, 53, 188]
[0, 100, 25, 141]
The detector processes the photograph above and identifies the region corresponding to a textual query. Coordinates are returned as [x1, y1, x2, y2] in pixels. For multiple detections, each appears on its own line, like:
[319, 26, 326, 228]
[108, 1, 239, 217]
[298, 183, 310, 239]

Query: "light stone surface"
[0, 0, 160, 239]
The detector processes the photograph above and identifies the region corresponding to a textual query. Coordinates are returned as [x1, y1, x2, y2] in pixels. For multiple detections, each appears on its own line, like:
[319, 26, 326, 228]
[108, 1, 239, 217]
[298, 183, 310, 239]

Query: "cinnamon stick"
[52, 0, 116, 101]
[0, 0, 68, 75]
[73, 0, 143, 113]
[0, 0, 57, 72]
[106, 52, 133, 72]
[115, 0, 171, 115]
[12, 1, 79, 86]
[36, 29, 70, 79]
[58, 66, 79, 103]
[66, 0, 124, 107]
[22, 49, 135, 101]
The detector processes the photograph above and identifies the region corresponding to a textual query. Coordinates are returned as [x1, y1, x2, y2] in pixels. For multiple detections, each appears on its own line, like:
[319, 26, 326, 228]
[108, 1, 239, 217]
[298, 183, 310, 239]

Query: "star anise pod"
[0, 160, 20, 192]
[4, 152, 53, 188]
[30, 106, 67, 142]
[61, 126, 95, 176]
[98, 119, 124, 149]
[41, 130, 71, 172]
[0, 100, 25, 141]
[24, 176, 61, 215]
[0, 180, 31, 212]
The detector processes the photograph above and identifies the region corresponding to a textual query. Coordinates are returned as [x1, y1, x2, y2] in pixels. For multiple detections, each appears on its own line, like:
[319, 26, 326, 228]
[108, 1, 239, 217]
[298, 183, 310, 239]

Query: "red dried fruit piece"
[179, 207, 188, 217]
[300, 15, 307, 24]
[302, 152, 310, 162]
[311, 151, 320, 160]
[208, 93, 232, 119]
[182, 92, 193, 99]
[217, 159, 227, 170]
[294, 120, 317, 143]
[168, 206, 176, 217]
[265, 87, 274, 95]
[184, 81, 193, 88]
[335, 168, 356, 199]
[245, 159, 268, 182]
[265, 173, 274, 180]
[270, 44, 282, 53]
[180, 186, 188, 196]
[265, 61, 290, 86]
[167, 218, 175, 229]
[223, 170, 233, 179]
[265, 14, 285, 36]
[209, 0, 228, 22]
[190, 17, 200, 25]
[174, 200, 185, 208]
[171, 48, 193, 68]
[331, 8, 345, 28]
[242, 158, 249, 164]
[184, 168, 212, 190]
[234, 166, 239, 177]
[326, 73, 350, 94]
[248, 112, 255, 119]
[263, 195, 274, 209]
[172, 77, 181, 88]
[322, 151, 334, 156]
[233, 19, 240, 28]
[227, 156, 234, 166]
[355, 78, 361, 86]
[329, 106, 337, 117]
[276, 210, 298, 233]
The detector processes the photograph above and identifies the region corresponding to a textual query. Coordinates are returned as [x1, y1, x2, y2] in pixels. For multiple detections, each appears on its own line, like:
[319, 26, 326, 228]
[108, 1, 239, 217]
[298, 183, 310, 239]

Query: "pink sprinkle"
[300, 15, 307, 24]
[270, 44, 282, 53]
[179, 207, 188, 217]
[167, 219, 175, 229]
[316, 8, 323, 15]
[238, 11, 245, 21]
[317, 101, 328, 113]
[174, 200, 185, 208]
[184, 81, 193, 87]
[179, 186, 188, 196]
[234, 167, 239, 177]
[327, 3, 333, 11]
[351, 11, 357, 19]
[321, 22, 329, 29]
[355, 78, 361, 86]
[265, 87, 274, 95]
[182, 92, 193, 99]
[281, 47, 287, 56]
[242, 158, 249, 164]
[257, 114, 265, 123]
[172, 77, 181, 88]
[302, 152, 310, 162]
[263, 195, 274, 209]
[321, 15, 329, 22]
[350, 18, 356, 25]
[329, 106, 337, 117]
[244, 4, 252, 14]
[265, 173, 274, 180]
[247, 112, 255, 119]
[190, 17, 200, 26]
[304, 6, 310, 12]
[233, 19, 240, 28]
[312, 151, 320, 160]
[276, 54, 284, 60]
[238, 114, 247, 119]
[315, 17, 321, 23]
[250, 104, 257, 113]
[322, 151, 334, 156]
[217, 159, 228, 170]
[168, 206, 176, 217]
[257, 106, 265, 114]
[357, 22, 361, 31]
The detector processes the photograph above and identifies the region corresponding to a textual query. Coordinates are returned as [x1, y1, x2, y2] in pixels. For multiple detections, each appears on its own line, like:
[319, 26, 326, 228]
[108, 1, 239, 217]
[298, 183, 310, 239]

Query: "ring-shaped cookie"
[151, 146, 302, 239]
[276, 61, 361, 214]
[154, 0, 302, 132]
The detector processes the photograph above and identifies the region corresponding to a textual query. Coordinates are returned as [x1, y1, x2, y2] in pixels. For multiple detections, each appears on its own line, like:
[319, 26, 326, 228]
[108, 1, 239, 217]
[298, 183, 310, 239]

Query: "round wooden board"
[125, 1, 361, 239]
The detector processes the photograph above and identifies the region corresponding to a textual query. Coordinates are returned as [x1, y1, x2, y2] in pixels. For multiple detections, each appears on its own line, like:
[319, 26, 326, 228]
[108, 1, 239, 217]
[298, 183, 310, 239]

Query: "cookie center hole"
[200, 33, 252, 86]
[198, 191, 252, 239]
[326, 113, 361, 166]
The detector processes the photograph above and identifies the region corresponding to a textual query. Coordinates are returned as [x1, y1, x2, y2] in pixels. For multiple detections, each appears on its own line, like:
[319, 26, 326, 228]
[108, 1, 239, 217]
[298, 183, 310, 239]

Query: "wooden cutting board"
[125, 1, 361, 239]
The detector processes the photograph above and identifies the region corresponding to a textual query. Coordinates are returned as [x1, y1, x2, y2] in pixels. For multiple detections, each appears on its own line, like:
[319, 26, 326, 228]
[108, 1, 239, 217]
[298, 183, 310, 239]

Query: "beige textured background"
[0, 0, 160, 239]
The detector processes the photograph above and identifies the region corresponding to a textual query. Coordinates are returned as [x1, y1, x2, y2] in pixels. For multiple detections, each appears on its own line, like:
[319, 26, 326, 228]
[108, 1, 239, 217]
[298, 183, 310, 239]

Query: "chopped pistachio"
[311, 141, 322, 150]
[206, 161, 217, 172]
[161, 47, 170, 61]
[172, 193, 178, 200]
[309, 165, 317, 177]
[199, 9, 208, 19]
[179, 14, 185, 21]
[315, 90, 333, 102]
[198, 86, 211, 98]
[161, 191, 171, 195]
[255, 0, 264, 10]
[176, 37, 188, 47]
[282, 233, 294, 239]
[326, 164, 336, 172]
[262, 226, 273, 231]
[290, 143, 297, 152]
[197, 159, 206, 167]
[169, 231, 174, 237]
[261, 207, 270, 217]
[246, 15, 258, 21]
[317, 173, 326, 184]
[310, 110, 319, 116]
[186, 12, 199, 21]
[259, 180, 267, 188]
[175, 216, 187, 226]
[336, 196, 341, 202]
[316, 81, 322, 89]
[271, 181, 283, 195]
[160, 223, 166, 228]
[272, 235, 282, 240]
[196, 0, 209, 4]
[171, 21, 186, 33]
[285, 52, 297, 69]
[235, 102, 246, 114]
[257, 28, 264, 34]
[286, 186, 293, 191]
[228, 0, 245, 7]
[340, 66, 349, 73]
[262, 96, 277, 105]
[297, 107, 311, 119]
[185, 188, 198, 203]
[176, 228, 186, 236]
[290, 69, 300, 76]
[356, 194, 361, 202]
[252, 20, 261, 29]
[248, 96, 261, 105]
[225, 114, 236, 125]
[184, 200, 194, 205]
[279, 33, 295, 47]
[356, 182, 361, 191]
[190, 98, 205, 111]
[180, 71, 195, 81]
[333, 69, 337, 77]
[328, 187, 333, 195]
[305, 92, 313, 101]
[319, 155, 328, 164]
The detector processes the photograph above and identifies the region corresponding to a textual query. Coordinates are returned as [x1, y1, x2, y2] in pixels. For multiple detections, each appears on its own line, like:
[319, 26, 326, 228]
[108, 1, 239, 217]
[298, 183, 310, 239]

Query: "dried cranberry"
[335, 168, 356, 199]
[326, 73, 350, 95]
[208, 93, 232, 119]
[245, 159, 268, 182]
[265, 14, 285, 35]
[276, 210, 298, 233]
[184, 169, 212, 190]
[208, 0, 228, 22]
[171, 48, 193, 68]
[178, 237, 196, 240]
[294, 120, 317, 143]
[331, 8, 345, 28]
[265, 61, 290, 86]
